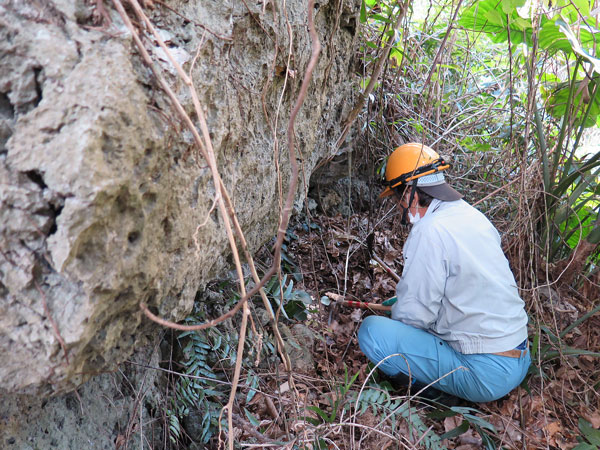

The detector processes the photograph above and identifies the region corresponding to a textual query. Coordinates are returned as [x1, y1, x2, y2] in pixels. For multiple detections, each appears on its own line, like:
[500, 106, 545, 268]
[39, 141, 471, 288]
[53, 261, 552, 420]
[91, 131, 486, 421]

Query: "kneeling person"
[358, 143, 530, 403]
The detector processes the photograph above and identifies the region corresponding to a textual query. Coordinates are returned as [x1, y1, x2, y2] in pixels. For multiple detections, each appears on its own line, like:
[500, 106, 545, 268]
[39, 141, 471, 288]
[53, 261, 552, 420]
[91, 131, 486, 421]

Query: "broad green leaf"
[512, 16, 531, 30]
[464, 413, 497, 432]
[246, 373, 259, 403]
[549, 0, 592, 21]
[471, 143, 493, 152]
[458, 0, 533, 45]
[545, 76, 600, 128]
[283, 279, 294, 299]
[572, 444, 597, 450]
[559, 205, 597, 248]
[360, 0, 367, 23]
[501, 0, 523, 14]
[372, 13, 393, 24]
[549, 19, 600, 71]
[289, 301, 308, 320]
[538, 19, 576, 53]
[579, 418, 600, 445]
[307, 406, 330, 423]
[292, 289, 313, 305]
[244, 408, 260, 427]
[484, 9, 504, 25]
[440, 419, 470, 439]
[541, 72, 562, 84]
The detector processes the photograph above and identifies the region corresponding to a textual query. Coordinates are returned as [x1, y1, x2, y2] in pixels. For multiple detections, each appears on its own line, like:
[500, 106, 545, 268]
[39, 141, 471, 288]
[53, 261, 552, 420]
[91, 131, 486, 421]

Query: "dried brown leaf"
[582, 409, 600, 428]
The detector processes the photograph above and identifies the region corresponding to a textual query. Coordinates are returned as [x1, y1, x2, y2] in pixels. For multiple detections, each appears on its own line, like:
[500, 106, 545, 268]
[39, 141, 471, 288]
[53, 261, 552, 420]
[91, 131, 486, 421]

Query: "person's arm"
[391, 228, 447, 329]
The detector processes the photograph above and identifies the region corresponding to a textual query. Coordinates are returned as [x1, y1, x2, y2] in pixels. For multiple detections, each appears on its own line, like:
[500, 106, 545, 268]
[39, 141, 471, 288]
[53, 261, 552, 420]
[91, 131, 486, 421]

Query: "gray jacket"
[391, 199, 528, 354]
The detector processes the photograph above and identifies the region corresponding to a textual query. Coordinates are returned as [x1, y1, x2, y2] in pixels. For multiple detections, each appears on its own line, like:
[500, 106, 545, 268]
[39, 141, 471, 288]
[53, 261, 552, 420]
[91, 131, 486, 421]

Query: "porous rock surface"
[0, 0, 359, 396]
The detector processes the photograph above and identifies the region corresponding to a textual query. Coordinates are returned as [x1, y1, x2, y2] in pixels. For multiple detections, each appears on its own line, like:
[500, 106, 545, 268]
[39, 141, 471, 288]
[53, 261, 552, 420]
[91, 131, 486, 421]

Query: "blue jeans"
[358, 316, 530, 403]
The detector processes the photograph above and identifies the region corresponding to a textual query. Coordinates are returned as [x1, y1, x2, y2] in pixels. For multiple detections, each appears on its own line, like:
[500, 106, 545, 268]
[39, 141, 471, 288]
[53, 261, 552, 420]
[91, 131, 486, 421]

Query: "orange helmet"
[379, 143, 451, 198]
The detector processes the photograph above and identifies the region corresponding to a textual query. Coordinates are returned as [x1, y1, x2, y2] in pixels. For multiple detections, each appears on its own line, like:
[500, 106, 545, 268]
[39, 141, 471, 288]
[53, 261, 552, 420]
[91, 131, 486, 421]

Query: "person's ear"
[412, 190, 420, 207]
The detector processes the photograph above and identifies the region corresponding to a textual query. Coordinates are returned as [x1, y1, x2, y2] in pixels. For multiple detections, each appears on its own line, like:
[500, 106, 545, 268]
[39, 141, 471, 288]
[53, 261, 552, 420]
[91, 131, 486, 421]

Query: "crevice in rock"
[25, 170, 48, 190]
[0, 92, 14, 154]
[47, 202, 63, 237]
[341, 16, 357, 35]
[22, 169, 64, 236]
[33, 67, 43, 108]
[161, 217, 172, 238]
[127, 230, 140, 245]
[0, 280, 8, 298]
[0, 92, 14, 119]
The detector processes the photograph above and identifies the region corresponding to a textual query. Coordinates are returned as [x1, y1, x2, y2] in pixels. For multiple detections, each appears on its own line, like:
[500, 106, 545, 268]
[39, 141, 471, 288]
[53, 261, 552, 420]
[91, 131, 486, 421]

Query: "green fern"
[350, 385, 445, 450]
[167, 325, 232, 444]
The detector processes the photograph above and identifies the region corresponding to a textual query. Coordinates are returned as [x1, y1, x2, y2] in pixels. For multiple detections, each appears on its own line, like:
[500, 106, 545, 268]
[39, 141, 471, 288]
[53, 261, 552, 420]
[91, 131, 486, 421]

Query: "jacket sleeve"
[391, 227, 448, 329]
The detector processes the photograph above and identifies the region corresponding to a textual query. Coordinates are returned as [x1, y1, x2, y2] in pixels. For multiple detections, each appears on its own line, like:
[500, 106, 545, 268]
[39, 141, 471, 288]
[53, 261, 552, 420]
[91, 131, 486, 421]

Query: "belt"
[492, 339, 528, 358]
[493, 348, 527, 358]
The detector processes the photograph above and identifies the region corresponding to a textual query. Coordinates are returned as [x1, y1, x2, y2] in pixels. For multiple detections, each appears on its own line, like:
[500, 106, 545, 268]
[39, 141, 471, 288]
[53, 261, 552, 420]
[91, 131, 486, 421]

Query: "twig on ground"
[232, 412, 281, 444]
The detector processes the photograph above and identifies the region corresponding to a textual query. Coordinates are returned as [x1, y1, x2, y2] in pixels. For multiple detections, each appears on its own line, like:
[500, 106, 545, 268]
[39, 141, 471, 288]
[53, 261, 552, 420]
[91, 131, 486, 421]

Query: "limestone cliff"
[0, 0, 359, 395]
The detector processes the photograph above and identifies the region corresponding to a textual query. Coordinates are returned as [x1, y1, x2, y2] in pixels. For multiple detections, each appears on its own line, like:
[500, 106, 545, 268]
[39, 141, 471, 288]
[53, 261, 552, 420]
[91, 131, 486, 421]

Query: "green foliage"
[539, 18, 600, 57]
[547, 155, 600, 261]
[457, 0, 600, 269]
[167, 315, 271, 446]
[358, 0, 405, 67]
[574, 418, 600, 449]
[543, 75, 600, 129]
[526, 311, 600, 385]
[305, 366, 359, 425]
[458, 0, 533, 45]
[359, 0, 600, 276]
[428, 406, 498, 450]
[263, 273, 314, 321]
[348, 381, 505, 450]
[353, 385, 444, 449]
[559, 204, 597, 249]
[167, 326, 232, 445]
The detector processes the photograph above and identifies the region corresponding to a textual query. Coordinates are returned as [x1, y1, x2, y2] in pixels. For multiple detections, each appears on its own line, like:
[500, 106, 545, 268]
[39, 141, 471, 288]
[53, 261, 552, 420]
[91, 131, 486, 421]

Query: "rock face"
[0, 0, 359, 395]
[0, 343, 165, 449]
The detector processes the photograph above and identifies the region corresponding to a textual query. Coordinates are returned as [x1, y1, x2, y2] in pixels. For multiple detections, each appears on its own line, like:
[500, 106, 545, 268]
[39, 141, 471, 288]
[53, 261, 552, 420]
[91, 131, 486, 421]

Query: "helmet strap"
[400, 183, 418, 226]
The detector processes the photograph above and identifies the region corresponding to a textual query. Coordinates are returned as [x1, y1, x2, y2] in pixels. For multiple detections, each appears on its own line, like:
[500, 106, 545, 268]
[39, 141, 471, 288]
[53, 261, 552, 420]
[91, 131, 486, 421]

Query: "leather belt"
[493, 348, 528, 358]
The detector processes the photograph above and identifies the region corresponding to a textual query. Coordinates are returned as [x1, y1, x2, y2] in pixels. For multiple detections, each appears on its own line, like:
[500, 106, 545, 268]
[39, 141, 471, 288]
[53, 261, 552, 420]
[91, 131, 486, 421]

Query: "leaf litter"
[234, 209, 600, 449]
